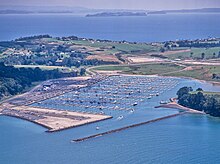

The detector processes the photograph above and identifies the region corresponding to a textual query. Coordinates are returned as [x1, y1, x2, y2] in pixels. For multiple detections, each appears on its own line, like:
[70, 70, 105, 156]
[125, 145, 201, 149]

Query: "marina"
[32, 75, 180, 115]
[1, 75, 182, 133]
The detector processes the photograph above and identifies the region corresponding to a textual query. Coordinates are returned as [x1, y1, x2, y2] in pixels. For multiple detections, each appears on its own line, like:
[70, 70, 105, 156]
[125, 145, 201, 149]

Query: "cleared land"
[127, 57, 163, 63]
[86, 54, 121, 63]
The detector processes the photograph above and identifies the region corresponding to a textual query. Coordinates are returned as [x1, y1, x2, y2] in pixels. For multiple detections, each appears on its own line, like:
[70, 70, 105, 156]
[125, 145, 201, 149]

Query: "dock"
[72, 112, 186, 142]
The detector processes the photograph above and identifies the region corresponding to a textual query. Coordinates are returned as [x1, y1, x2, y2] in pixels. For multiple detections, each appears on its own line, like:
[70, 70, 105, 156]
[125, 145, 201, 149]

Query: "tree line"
[0, 63, 76, 101]
[177, 87, 220, 117]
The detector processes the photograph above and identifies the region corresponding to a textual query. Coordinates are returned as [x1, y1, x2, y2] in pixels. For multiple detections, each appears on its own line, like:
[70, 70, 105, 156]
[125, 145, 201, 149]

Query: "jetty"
[1, 106, 112, 132]
[72, 112, 186, 142]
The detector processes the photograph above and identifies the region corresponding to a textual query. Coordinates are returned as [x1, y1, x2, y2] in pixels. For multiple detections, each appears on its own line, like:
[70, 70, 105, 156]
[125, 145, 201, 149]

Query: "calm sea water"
[1, 78, 220, 164]
[1, 14, 220, 163]
[0, 14, 220, 42]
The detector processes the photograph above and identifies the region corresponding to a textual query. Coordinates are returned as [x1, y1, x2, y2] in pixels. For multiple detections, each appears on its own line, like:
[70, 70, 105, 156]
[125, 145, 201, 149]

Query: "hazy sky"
[1, 0, 220, 10]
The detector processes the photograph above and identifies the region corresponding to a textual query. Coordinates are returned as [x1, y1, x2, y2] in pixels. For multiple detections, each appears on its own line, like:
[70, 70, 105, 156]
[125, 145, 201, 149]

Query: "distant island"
[150, 8, 220, 14]
[86, 8, 220, 17]
[86, 12, 148, 17]
[148, 11, 167, 15]
[164, 8, 220, 14]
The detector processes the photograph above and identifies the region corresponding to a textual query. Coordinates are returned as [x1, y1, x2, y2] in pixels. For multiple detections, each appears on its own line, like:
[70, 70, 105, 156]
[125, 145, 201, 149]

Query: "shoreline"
[155, 101, 205, 114]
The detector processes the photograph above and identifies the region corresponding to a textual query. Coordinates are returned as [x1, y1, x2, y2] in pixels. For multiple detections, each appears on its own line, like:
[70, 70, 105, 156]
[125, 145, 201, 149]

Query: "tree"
[80, 68, 86, 76]
[194, 92, 206, 110]
[196, 88, 203, 92]
[201, 53, 205, 59]
[160, 48, 165, 53]
[164, 42, 170, 48]
[213, 53, 216, 58]
[177, 86, 193, 99]
[212, 74, 217, 79]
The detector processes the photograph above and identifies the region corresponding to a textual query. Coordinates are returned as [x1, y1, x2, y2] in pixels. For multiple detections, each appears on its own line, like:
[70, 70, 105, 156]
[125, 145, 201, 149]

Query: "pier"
[72, 112, 186, 142]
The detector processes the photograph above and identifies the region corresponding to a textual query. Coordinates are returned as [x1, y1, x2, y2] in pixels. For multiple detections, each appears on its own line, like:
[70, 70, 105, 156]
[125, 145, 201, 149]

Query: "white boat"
[130, 109, 135, 113]
[117, 115, 124, 120]
[133, 102, 138, 106]
[114, 106, 119, 109]
[160, 101, 168, 104]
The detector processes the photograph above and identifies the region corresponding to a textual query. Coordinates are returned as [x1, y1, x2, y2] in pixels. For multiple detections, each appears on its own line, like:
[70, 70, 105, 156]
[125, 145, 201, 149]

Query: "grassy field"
[166, 47, 220, 60]
[46, 38, 161, 54]
[94, 63, 184, 75]
[14, 65, 71, 71]
[165, 65, 220, 81]
[94, 63, 220, 82]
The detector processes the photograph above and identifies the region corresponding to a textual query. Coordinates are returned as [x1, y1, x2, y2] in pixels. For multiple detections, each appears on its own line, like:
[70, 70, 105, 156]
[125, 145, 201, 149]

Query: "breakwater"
[72, 112, 186, 142]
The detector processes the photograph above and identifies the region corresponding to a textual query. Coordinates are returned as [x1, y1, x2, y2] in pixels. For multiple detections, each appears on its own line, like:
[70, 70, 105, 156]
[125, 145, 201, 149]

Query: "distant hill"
[86, 12, 147, 17]
[148, 11, 167, 15]
[0, 6, 220, 15]
[0, 10, 32, 14]
[158, 8, 220, 14]
[0, 6, 94, 15]
[86, 8, 220, 17]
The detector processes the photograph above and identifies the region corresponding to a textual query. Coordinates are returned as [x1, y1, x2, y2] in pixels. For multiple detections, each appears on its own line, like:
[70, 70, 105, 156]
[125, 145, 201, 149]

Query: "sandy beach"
[155, 101, 205, 114]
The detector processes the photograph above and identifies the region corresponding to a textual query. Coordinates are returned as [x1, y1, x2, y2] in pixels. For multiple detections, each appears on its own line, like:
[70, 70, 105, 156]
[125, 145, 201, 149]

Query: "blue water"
[1, 114, 220, 164]
[1, 77, 220, 163]
[0, 14, 220, 42]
